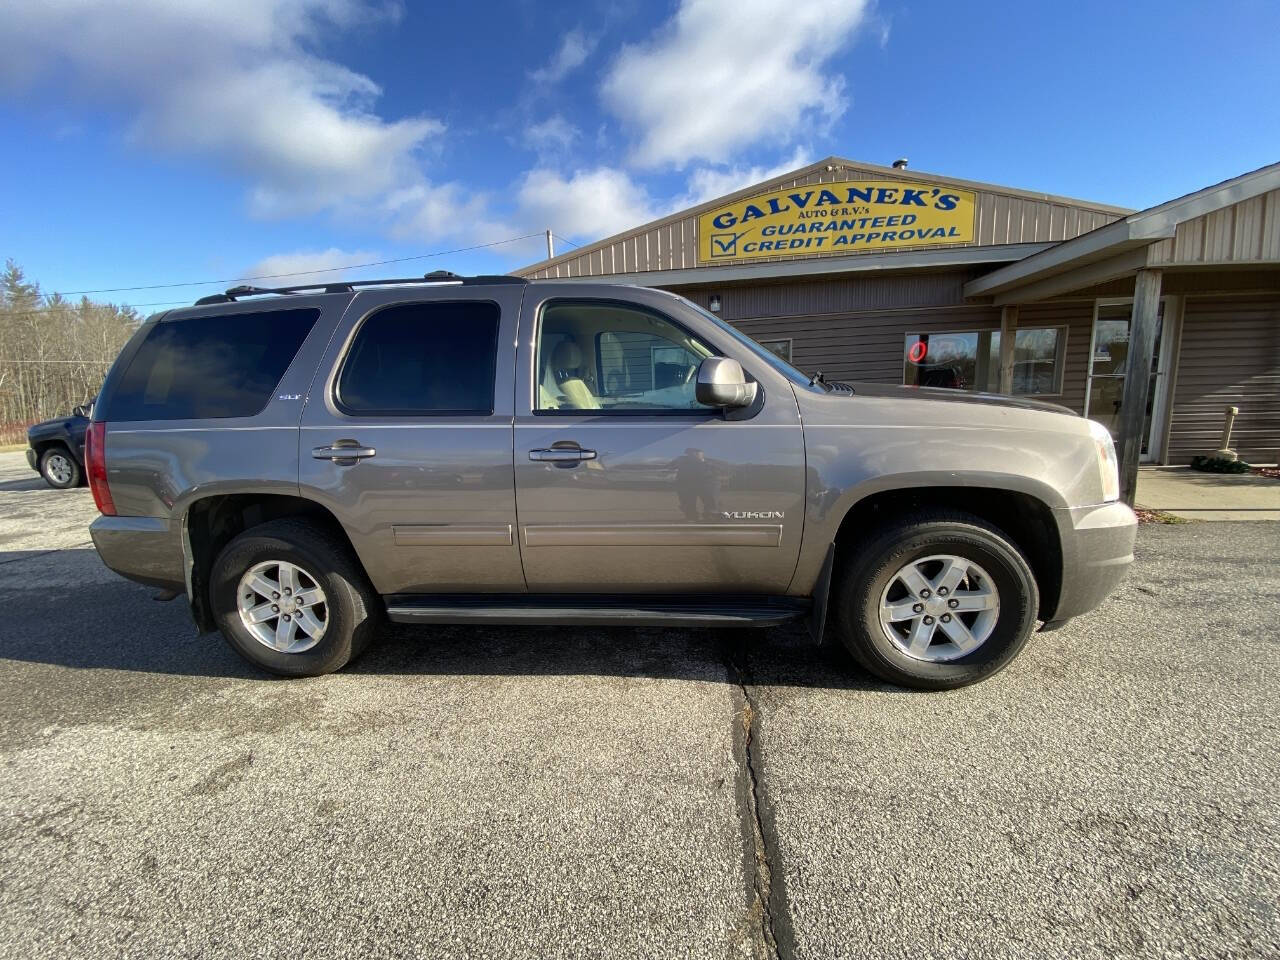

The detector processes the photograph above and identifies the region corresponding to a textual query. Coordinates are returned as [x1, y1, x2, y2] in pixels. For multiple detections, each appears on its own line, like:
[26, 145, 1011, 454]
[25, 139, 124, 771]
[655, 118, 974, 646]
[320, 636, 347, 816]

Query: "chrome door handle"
[529, 447, 597, 462]
[312, 441, 376, 464]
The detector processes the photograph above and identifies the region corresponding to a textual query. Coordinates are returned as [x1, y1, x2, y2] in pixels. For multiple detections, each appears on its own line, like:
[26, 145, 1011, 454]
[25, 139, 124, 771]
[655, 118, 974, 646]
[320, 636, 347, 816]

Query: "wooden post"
[998, 305, 1018, 394]
[1118, 269, 1163, 505]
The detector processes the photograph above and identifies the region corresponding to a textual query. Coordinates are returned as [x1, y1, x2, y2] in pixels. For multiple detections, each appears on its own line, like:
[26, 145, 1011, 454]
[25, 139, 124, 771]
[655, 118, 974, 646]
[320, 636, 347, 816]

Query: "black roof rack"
[193, 270, 526, 306]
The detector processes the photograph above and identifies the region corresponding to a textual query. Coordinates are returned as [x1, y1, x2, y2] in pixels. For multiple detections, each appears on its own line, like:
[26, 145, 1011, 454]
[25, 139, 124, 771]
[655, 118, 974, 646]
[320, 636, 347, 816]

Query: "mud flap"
[806, 543, 836, 644]
[182, 512, 216, 634]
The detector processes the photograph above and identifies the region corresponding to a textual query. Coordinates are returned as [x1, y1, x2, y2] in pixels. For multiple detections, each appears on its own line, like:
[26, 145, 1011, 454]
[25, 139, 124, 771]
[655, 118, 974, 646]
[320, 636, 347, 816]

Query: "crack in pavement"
[724, 632, 794, 960]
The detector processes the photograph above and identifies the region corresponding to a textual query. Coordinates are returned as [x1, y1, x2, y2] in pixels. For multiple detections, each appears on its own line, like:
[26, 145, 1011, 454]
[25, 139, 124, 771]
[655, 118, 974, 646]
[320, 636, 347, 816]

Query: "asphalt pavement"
[0, 450, 1276, 959]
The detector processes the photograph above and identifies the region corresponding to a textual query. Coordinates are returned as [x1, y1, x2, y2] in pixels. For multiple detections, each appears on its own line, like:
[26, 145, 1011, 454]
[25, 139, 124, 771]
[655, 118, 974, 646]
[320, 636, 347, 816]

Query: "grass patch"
[1136, 508, 1191, 524]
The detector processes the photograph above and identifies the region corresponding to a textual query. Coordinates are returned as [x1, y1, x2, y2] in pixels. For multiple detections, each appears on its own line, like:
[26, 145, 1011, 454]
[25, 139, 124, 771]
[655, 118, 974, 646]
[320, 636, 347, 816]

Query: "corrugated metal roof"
[515, 155, 1133, 279]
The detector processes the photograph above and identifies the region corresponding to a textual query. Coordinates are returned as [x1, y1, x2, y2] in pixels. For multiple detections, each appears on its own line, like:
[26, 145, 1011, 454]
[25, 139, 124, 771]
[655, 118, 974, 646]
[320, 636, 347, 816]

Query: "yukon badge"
[722, 510, 784, 520]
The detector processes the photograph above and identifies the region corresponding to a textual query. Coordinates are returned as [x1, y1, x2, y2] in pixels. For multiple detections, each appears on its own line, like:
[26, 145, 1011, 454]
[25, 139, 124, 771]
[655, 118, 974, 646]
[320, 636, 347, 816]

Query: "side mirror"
[72, 405, 88, 418]
[695, 356, 758, 409]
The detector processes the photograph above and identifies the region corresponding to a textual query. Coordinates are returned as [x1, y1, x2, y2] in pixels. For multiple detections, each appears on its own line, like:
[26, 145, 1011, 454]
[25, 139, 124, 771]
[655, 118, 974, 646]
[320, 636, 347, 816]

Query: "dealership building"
[517, 157, 1279, 497]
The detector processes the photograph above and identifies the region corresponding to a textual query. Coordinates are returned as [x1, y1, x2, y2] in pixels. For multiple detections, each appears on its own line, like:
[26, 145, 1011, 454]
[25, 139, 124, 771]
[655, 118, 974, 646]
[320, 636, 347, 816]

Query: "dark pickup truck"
[26, 403, 91, 489]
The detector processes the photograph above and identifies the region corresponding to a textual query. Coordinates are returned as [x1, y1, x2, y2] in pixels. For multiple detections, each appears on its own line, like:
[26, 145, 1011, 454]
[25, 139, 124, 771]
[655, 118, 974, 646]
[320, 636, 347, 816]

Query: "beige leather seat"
[549, 339, 600, 410]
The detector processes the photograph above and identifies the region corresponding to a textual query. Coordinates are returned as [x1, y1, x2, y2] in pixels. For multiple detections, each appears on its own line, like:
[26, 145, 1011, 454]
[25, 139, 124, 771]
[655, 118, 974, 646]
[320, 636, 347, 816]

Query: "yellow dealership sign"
[697, 180, 976, 263]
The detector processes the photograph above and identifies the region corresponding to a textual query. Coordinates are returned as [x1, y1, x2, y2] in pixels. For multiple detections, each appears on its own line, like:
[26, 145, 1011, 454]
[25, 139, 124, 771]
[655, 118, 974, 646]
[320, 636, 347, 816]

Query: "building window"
[757, 339, 793, 362]
[903, 327, 1065, 395]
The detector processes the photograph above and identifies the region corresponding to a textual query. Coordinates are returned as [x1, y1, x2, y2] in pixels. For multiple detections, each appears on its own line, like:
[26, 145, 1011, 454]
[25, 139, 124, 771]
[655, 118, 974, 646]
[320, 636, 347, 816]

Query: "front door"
[1085, 299, 1175, 462]
[512, 292, 807, 594]
[298, 287, 526, 595]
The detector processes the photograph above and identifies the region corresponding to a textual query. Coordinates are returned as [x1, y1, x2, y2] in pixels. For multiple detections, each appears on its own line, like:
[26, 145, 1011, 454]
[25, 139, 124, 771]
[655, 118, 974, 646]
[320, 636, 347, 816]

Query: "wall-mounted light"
[709, 294, 722, 313]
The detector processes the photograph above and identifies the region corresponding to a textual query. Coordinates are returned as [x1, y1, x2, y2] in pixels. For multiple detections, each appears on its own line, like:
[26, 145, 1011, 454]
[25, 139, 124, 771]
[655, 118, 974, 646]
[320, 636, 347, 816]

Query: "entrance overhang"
[964, 161, 1280, 304]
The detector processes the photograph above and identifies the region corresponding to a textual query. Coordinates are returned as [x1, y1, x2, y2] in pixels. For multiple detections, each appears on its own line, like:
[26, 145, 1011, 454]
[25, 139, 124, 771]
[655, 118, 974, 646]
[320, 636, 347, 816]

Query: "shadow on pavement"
[0, 547, 898, 693]
[0, 476, 51, 492]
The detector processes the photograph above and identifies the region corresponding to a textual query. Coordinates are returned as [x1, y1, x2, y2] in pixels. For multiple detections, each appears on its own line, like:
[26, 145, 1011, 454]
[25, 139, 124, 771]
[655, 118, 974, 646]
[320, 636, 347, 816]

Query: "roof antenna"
[892, 158, 909, 170]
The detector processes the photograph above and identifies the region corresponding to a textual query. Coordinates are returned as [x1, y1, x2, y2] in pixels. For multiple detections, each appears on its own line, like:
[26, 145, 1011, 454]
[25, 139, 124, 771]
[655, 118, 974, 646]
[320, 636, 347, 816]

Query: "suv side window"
[108, 308, 319, 421]
[536, 301, 714, 413]
[336, 301, 500, 415]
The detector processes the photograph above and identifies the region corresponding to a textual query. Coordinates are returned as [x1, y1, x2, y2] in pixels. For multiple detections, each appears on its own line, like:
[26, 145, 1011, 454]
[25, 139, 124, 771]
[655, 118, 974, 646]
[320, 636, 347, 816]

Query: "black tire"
[39, 446, 81, 489]
[831, 510, 1039, 690]
[209, 518, 380, 677]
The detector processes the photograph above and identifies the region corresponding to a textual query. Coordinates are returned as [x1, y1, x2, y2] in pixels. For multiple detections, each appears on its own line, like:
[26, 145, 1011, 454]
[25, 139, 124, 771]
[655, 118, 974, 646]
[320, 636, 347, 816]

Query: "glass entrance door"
[1085, 300, 1173, 461]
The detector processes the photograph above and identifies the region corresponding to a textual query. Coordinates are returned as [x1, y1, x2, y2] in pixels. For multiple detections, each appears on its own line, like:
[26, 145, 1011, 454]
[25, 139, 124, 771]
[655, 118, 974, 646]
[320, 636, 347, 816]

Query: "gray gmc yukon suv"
[86, 273, 1136, 689]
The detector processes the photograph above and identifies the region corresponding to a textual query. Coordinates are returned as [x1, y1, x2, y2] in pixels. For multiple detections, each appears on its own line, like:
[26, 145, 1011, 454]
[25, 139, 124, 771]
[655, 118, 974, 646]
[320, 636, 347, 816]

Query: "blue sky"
[2, 0, 1277, 312]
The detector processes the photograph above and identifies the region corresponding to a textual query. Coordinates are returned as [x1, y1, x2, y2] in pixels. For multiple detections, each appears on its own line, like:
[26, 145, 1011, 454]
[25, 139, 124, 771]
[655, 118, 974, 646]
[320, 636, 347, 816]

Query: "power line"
[552, 233, 584, 250]
[40, 233, 544, 297]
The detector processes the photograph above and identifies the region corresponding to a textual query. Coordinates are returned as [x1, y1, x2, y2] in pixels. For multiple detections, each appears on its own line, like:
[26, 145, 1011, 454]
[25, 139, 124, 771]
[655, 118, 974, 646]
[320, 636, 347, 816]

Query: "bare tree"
[0, 260, 141, 443]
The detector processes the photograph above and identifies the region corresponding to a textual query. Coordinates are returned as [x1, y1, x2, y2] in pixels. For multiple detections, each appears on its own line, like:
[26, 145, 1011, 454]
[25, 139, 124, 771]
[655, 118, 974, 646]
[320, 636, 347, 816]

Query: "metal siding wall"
[674, 278, 1092, 409]
[1166, 295, 1280, 463]
[1264, 191, 1280, 260]
[1203, 208, 1235, 261]
[1233, 195, 1266, 260]
[731, 306, 1002, 384]
[676, 272, 971, 320]
[673, 271, 993, 386]
[1150, 189, 1280, 265]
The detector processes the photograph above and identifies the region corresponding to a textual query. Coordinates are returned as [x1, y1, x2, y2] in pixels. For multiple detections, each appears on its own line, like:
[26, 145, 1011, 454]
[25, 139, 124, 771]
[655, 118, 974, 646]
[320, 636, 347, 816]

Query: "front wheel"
[209, 518, 380, 677]
[40, 447, 81, 489]
[831, 511, 1039, 690]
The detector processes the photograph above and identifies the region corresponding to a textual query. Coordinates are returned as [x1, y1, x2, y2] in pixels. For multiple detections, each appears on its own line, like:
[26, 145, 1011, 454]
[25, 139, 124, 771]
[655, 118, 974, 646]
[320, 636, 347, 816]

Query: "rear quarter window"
[106, 309, 319, 421]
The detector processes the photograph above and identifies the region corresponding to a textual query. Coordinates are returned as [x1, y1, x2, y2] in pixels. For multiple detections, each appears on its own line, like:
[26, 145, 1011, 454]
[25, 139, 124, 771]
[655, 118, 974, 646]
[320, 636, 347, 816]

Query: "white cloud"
[529, 29, 597, 85]
[680, 147, 814, 206]
[241, 248, 383, 287]
[383, 181, 515, 246]
[600, 0, 870, 168]
[1, 0, 442, 217]
[516, 167, 659, 242]
[524, 115, 581, 156]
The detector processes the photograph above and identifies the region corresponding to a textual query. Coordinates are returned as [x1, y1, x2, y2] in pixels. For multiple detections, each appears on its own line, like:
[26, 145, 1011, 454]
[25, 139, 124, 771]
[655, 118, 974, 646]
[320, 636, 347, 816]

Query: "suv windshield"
[680, 299, 810, 384]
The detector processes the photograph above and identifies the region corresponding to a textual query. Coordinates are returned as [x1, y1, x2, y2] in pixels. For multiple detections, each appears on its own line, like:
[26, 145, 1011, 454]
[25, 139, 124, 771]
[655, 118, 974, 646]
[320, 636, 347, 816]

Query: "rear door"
[298, 284, 525, 595]
[512, 287, 807, 594]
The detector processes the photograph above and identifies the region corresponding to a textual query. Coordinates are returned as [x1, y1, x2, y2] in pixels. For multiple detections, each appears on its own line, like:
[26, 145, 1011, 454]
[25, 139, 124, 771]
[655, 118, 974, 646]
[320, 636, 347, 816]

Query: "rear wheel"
[209, 518, 380, 677]
[40, 447, 80, 489]
[832, 510, 1038, 690]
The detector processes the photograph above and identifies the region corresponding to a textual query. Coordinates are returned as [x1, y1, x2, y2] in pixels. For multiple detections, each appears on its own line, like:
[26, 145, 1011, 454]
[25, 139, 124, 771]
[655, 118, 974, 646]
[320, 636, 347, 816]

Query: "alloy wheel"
[878, 554, 1000, 662]
[236, 560, 328, 653]
[45, 453, 73, 485]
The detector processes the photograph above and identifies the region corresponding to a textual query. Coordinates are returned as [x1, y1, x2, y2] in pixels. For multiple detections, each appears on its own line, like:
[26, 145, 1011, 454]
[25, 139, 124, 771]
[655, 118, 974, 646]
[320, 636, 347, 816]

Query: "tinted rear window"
[107, 309, 319, 421]
[336, 301, 499, 415]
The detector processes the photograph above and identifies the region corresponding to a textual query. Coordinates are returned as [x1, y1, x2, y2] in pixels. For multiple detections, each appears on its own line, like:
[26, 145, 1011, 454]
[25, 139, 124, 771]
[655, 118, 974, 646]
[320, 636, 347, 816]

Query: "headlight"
[1089, 419, 1120, 502]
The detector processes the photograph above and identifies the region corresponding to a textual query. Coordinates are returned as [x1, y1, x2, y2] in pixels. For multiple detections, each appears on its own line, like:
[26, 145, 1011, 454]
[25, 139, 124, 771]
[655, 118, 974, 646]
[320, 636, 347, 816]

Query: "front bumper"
[1047, 500, 1138, 623]
[25, 446, 37, 472]
[90, 515, 185, 591]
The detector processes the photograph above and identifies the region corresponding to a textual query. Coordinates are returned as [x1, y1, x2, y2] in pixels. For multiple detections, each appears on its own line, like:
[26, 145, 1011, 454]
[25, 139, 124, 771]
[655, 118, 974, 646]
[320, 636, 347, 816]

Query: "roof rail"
[192, 271, 526, 306]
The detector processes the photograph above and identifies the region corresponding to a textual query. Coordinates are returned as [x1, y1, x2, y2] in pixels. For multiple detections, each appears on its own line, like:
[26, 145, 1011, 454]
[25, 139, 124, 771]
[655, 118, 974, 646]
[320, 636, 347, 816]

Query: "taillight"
[86, 421, 116, 516]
